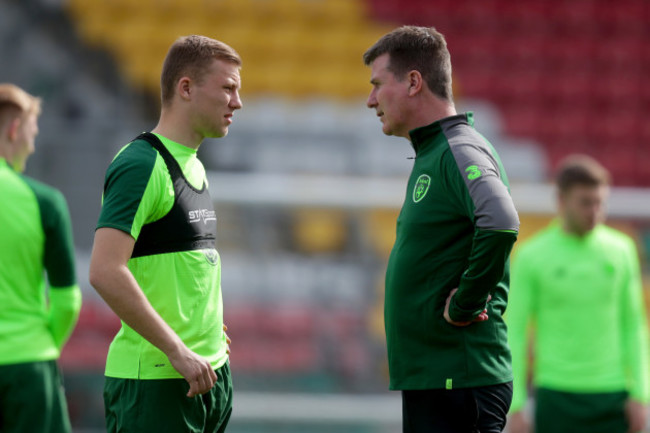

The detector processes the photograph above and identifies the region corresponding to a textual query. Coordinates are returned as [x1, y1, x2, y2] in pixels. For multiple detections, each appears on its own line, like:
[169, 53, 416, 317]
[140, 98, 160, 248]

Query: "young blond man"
[0, 83, 81, 433]
[89, 35, 242, 432]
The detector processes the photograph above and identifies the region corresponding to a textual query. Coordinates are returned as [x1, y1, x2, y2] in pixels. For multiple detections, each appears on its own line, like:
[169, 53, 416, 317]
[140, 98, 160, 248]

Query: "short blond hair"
[0, 83, 41, 118]
[160, 35, 241, 105]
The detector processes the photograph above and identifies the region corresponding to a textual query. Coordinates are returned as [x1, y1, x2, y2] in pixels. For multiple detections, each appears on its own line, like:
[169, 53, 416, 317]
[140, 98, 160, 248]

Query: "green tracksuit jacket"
[385, 113, 519, 390]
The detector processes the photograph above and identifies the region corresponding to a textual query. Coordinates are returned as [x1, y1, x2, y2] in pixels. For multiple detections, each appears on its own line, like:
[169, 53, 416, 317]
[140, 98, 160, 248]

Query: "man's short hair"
[363, 25, 453, 103]
[160, 35, 242, 105]
[0, 83, 41, 118]
[555, 154, 611, 193]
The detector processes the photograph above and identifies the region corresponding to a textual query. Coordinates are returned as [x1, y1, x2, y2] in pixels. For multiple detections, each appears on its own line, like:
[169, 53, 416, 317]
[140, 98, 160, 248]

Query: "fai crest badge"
[413, 174, 431, 203]
[203, 249, 219, 266]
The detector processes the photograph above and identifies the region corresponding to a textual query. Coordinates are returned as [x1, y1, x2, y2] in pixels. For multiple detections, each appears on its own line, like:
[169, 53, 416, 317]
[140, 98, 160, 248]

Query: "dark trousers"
[0, 360, 71, 433]
[104, 362, 232, 433]
[402, 382, 512, 433]
[535, 387, 628, 433]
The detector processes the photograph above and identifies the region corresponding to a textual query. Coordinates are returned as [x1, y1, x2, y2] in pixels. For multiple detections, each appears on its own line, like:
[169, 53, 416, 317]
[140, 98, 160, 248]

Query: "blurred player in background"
[507, 155, 649, 433]
[89, 35, 242, 433]
[0, 83, 82, 433]
[363, 26, 519, 433]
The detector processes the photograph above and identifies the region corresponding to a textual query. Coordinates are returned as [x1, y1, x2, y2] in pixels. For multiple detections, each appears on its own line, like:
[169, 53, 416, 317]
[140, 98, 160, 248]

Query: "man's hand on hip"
[443, 288, 490, 327]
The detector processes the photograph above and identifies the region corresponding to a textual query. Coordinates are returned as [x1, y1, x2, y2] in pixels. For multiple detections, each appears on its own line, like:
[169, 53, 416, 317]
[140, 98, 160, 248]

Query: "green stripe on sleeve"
[97, 140, 158, 237]
[22, 176, 76, 287]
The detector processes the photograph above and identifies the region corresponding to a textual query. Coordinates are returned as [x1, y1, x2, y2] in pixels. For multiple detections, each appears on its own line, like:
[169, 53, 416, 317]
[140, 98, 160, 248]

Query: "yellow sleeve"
[48, 284, 82, 351]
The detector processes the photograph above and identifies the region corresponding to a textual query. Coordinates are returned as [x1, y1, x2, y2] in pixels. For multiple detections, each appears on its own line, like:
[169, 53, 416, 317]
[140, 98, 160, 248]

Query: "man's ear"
[177, 77, 192, 101]
[407, 70, 423, 96]
[6, 117, 20, 142]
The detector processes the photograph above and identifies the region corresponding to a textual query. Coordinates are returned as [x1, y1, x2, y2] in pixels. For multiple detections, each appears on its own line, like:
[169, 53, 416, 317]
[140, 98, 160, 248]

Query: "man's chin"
[205, 129, 228, 139]
[577, 222, 597, 236]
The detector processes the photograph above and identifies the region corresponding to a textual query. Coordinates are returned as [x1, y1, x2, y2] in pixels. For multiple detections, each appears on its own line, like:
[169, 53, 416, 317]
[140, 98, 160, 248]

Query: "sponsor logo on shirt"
[189, 209, 216, 224]
[413, 174, 431, 203]
[465, 165, 482, 180]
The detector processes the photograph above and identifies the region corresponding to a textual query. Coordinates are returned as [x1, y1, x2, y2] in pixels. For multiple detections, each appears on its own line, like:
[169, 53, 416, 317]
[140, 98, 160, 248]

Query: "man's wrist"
[448, 295, 476, 322]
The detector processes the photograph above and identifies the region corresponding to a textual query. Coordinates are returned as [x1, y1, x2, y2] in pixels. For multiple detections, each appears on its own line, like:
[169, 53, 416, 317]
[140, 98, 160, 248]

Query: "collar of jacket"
[408, 112, 474, 155]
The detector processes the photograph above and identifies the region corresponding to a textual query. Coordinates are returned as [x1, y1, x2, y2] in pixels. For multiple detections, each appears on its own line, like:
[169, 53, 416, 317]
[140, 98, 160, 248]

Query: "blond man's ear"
[5, 117, 21, 142]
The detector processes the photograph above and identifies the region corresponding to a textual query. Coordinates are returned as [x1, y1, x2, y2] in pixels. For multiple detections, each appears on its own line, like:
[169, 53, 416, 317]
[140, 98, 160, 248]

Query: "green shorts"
[535, 387, 628, 433]
[0, 360, 71, 433]
[104, 361, 233, 433]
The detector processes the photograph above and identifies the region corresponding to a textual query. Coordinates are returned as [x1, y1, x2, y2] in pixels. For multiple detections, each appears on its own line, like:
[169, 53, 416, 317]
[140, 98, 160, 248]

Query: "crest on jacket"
[413, 174, 431, 203]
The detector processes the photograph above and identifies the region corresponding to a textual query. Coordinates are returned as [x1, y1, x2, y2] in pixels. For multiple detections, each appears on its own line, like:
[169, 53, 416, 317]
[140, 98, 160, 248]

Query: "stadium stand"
[63, 0, 650, 185]
[367, 0, 650, 186]
[65, 0, 393, 100]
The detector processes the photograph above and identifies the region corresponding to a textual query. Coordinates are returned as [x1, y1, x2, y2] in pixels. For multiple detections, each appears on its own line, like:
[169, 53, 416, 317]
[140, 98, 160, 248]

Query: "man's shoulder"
[594, 224, 637, 250]
[15, 175, 72, 228]
[19, 173, 58, 192]
[515, 225, 558, 257]
[110, 139, 158, 169]
[19, 174, 66, 206]
[441, 117, 506, 179]
[105, 139, 162, 184]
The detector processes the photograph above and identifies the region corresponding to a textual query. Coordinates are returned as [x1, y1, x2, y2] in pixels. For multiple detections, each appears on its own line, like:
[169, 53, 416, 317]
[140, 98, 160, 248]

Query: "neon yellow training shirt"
[0, 158, 80, 365]
[507, 221, 650, 412]
[97, 134, 228, 379]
